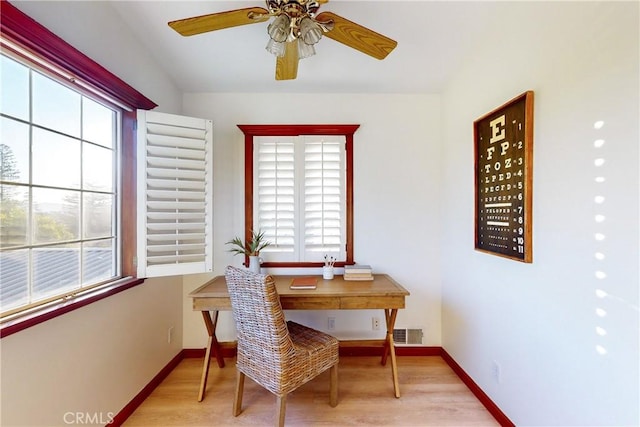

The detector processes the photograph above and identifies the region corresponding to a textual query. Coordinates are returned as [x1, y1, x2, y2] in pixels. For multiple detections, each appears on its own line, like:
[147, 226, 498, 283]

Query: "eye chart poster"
[474, 91, 534, 263]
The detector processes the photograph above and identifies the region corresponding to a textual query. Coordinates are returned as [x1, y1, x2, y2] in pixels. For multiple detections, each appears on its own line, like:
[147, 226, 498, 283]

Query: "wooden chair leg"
[275, 394, 287, 427]
[233, 371, 245, 417]
[329, 364, 338, 407]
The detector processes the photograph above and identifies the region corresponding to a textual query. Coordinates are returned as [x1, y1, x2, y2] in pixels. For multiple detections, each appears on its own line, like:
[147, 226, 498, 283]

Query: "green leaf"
[226, 229, 271, 256]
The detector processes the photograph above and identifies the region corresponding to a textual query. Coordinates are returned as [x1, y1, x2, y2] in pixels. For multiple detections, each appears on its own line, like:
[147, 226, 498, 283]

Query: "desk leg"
[381, 308, 400, 398]
[198, 310, 225, 402]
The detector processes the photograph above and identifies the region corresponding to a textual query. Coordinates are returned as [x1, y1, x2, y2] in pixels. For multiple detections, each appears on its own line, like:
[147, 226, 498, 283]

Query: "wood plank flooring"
[124, 356, 500, 426]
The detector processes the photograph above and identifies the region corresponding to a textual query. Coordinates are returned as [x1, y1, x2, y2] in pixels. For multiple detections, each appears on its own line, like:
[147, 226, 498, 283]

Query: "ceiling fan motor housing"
[267, 0, 321, 18]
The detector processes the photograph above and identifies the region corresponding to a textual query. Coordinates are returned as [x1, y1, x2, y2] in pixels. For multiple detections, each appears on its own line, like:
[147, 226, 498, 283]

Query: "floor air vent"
[393, 328, 423, 345]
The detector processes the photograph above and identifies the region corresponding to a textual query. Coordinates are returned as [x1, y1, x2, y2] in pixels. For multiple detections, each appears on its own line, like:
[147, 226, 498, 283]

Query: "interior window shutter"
[302, 135, 346, 261]
[136, 110, 213, 278]
[254, 136, 297, 262]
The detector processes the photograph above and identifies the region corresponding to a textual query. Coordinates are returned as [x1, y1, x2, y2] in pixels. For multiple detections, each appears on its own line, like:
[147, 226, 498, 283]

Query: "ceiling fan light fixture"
[267, 14, 290, 42]
[299, 17, 323, 45]
[266, 38, 286, 57]
[297, 40, 316, 59]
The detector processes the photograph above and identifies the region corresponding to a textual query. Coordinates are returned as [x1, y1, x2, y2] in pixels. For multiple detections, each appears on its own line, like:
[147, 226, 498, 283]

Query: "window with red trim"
[0, 1, 155, 330]
[238, 124, 358, 268]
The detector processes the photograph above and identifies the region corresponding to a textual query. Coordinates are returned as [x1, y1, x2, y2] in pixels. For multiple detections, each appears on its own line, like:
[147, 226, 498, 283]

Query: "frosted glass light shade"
[298, 41, 316, 59]
[300, 17, 322, 45]
[267, 14, 290, 43]
[266, 39, 286, 57]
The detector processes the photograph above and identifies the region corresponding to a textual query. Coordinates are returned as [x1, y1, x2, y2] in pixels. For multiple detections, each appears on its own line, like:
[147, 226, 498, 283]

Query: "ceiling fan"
[168, 0, 397, 81]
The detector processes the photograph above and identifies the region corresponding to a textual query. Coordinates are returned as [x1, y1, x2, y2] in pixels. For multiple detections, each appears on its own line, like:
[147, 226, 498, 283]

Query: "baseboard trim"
[441, 349, 515, 427]
[337, 340, 442, 357]
[113, 343, 513, 427]
[181, 340, 443, 358]
[110, 351, 184, 427]
[182, 341, 238, 359]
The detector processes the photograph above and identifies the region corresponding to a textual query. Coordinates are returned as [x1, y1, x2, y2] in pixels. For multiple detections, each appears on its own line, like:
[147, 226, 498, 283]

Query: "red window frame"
[237, 124, 359, 268]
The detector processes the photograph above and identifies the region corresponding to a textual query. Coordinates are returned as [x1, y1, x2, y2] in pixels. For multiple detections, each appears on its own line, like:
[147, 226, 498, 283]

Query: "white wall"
[181, 93, 443, 347]
[1, 3, 185, 427]
[440, 2, 639, 426]
[11, 1, 182, 113]
[1, 277, 183, 427]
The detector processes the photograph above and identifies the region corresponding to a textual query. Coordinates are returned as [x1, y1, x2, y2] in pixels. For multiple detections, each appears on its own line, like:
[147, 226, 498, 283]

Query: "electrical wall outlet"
[492, 360, 501, 383]
[372, 317, 381, 331]
[168, 326, 174, 344]
[327, 317, 336, 331]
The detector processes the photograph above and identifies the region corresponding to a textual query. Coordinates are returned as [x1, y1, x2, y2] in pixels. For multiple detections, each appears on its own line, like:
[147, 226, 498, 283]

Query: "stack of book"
[344, 264, 373, 281]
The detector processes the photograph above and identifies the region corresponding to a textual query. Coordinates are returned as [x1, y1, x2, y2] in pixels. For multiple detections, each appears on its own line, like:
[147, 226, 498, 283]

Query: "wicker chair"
[224, 265, 339, 427]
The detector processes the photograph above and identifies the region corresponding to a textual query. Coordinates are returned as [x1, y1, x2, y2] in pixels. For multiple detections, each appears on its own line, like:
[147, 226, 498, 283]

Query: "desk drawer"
[280, 297, 341, 310]
[339, 296, 406, 309]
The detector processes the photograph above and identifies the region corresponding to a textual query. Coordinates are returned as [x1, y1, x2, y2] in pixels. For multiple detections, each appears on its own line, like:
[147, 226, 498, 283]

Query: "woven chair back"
[225, 266, 294, 385]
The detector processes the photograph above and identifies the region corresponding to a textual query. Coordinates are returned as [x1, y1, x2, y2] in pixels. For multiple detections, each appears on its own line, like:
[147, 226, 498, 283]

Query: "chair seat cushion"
[288, 321, 339, 357]
[286, 321, 339, 390]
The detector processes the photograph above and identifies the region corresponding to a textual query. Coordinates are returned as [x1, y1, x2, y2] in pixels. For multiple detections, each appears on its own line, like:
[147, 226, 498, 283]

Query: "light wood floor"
[124, 356, 500, 426]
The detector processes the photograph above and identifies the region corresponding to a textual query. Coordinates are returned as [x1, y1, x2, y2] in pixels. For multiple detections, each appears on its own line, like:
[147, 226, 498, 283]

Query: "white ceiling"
[109, 1, 500, 94]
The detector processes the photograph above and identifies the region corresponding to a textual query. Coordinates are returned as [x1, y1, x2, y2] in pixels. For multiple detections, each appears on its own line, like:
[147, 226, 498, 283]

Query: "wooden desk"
[189, 274, 410, 401]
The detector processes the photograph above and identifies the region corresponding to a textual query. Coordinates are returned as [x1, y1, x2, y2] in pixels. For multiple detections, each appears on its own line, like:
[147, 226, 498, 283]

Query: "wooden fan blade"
[316, 11, 397, 60]
[275, 40, 299, 80]
[168, 7, 269, 36]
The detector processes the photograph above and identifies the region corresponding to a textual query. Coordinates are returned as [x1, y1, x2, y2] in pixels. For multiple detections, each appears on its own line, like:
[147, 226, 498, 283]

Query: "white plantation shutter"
[303, 136, 345, 259]
[255, 135, 346, 263]
[255, 137, 297, 261]
[137, 110, 213, 277]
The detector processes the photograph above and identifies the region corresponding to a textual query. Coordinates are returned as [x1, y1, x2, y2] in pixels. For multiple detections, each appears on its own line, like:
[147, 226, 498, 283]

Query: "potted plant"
[226, 229, 271, 273]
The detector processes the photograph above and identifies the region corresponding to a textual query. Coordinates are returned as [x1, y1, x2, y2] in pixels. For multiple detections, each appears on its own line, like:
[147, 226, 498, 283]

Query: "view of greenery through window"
[0, 53, 119, 315]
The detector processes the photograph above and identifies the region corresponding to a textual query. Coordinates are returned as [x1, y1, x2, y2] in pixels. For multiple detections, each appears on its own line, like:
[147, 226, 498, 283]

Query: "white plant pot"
[248, 256, 261, 273]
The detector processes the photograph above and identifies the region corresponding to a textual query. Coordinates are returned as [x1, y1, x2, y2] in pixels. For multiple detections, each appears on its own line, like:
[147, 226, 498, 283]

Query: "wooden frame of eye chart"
[474, 91, 534, 263]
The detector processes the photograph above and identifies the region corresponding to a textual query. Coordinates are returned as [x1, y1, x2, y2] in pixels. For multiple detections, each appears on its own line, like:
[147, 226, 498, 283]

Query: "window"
[238, 124, 359, 267]
[1, 53, 119, 315]
[254, 135, 346, 263]
[0, 1, 156, 329]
